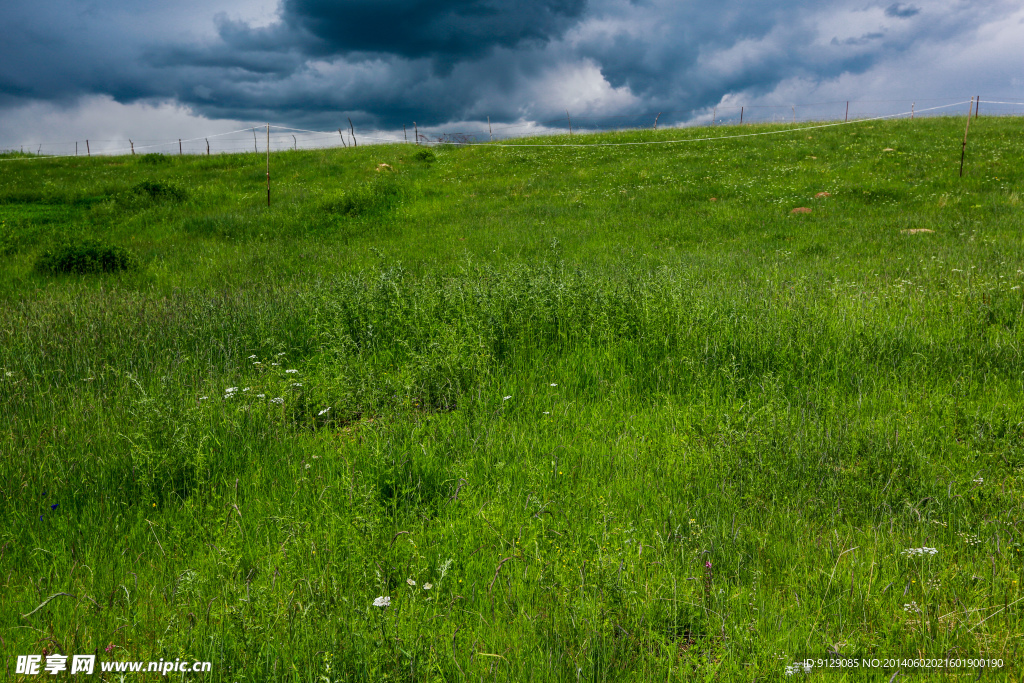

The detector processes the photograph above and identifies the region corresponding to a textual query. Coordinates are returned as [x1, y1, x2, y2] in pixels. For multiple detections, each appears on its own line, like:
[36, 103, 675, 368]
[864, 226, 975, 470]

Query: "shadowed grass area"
[1, 117, 1023, 681]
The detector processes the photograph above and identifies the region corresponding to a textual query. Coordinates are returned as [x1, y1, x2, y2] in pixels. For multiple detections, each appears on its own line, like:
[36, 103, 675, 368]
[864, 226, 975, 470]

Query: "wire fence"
[1, 96, 1021, 160]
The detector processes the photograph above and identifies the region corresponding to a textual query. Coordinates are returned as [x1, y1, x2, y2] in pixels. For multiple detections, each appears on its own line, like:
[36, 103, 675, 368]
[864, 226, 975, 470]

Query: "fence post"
[654, 112, 661, 130]
[740, 107, 743, 124]
[414, 122, 418, 145]
[348, 118, 357, 147]
[792, 106, 796, 123]
[179, 139, 182, 155]
[292, 135, 297, 151]
[267, 123, 271, 207]
[911, 103, 914, 120]
[130, 140, 135, 155]
[253, 128, 258, 153]
[338, 129, 347, 148]
[206, 138, 210, 155]
[404, 125, 408, 143]
[566, 110, 572, 136]
[76, 141, 78, 156]
[975, 96, 980, 119]
[86, 140, 90, 157]
[960, 97, 974, 178]
[488, 116, 492, 141]
[845, 101, 849, 122]
[713, 107, 716, 125]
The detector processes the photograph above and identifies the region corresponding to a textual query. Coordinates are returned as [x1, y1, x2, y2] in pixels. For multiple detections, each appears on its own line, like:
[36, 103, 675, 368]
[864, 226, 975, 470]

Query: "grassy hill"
[2, 117, 1023, 681]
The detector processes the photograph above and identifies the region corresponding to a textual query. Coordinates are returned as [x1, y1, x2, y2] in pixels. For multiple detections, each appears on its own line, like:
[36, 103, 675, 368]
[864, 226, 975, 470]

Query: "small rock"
[902, 228, 934, 234]
[815, 192, 830, 199]
[376, 163, 393, 171]
[790, 207, 812, 214]
[883, 148, 895, 152]
[709, 197, 717, 202]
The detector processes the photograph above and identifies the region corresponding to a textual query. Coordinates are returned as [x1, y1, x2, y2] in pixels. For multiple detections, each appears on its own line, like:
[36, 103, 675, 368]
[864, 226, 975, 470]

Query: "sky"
[2, 0, 1022, 152]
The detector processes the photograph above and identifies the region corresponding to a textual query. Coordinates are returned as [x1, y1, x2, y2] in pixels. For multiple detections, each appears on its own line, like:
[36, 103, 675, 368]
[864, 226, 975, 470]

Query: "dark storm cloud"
[1, 0, 1021, 135]
[885, 3, 920, 18]
[279, 0, 588, 59]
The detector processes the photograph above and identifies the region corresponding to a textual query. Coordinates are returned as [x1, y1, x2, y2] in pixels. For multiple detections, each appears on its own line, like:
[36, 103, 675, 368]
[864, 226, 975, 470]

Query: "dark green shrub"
[320, 174, 402, 217]
[36, 239, 139, 275]
[137, 153, 170, 165]
[412, 149, 436, 163]
[129, 180, 186, 202]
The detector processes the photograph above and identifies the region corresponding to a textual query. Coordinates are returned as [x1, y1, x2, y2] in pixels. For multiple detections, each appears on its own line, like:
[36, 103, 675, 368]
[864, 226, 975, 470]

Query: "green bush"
[320, 174, 402, 217]
[412, 149, 436, 163]
[137, 153, 170, 165]
[129, 180, 186, 202]
[35, 239, 139, 275]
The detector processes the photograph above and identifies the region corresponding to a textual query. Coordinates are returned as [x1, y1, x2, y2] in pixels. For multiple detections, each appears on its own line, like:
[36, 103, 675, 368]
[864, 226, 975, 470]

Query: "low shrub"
[129, 180, 186, 202]
[412, 149, 436, 163]
[320, 174, 403, 217]
[35, 239, 139, 275]
[137, 153, 170, 165]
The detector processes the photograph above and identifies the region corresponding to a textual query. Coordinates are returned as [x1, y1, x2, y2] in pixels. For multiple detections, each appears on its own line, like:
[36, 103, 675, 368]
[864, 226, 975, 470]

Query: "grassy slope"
[1, 118, 1023, 681]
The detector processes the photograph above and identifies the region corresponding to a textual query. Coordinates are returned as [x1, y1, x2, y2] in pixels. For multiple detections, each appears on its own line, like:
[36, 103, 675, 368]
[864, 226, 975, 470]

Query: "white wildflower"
[199, 396, 208, 401]
[973, 477, 984, 484]
[286, 369, 298, 374]
[550, 383, 557, 387]
[257, 394, 265, 399]
[503, 395, 512, 401]
[248, 355, 257, 359]
[372, 596, 391, 608]
[243, 387, 251, 392]
[225, 387, 238, 393]
[271, 397, 284, 404]
[291, 382, 302, 387]
[902, 547, 938, 557]
[423, 583, 432, 590]
[318, 407, 331, 416]
[277, 352, 286, 357]
[406, 578, 416, 586]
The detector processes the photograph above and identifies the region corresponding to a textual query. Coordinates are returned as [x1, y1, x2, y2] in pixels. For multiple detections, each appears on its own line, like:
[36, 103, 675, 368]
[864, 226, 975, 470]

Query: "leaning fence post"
[654, 112, 661, 129]
[130, 139, 135, 155]
[338, 129, 347, 148]
[348, 118, 357, 147]
[960, 97, 974, 178]
[292, 135, 297, 151]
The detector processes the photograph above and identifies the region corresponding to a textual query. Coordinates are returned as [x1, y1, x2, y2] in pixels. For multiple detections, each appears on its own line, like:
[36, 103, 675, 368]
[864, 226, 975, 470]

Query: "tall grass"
[1, 117, 1023, 680]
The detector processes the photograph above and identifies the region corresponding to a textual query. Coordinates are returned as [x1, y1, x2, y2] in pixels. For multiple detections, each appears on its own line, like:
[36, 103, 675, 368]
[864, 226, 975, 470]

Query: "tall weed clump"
[35, 239, 139, 275]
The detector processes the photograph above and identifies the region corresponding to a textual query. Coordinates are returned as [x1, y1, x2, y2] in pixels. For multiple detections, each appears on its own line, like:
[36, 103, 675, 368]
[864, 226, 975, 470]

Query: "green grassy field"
[2, 116, 1023, 681]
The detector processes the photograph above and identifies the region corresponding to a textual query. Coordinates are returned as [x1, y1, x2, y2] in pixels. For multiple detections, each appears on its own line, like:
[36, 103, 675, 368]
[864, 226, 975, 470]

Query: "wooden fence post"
[654, 112, 661, 130]
[86, 140, 90, 157]
[911, 103, 914, 120]
[740, 107, 744, 124]
[292, 135, 297, 151]
[566, 110, 572, 136]
[404, 125, 408, 143]
[348, 118, 357, 147]
[338, 129, 347, 148]
[179, 139, 182, 155]
[488, 116, 492, 141]
[130, 140, 135, 155]
[845, 101, 849, 122]
[267, 124, 271, 207]
[414, 122, 418, 145]
[960, 97, 974, 178]
[792, 106, 796, 123]
[76, 141, 78, 156]
[206, 138, 210, 155]
[253, 128, 258, 153]
[975, 96, 980, 119]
